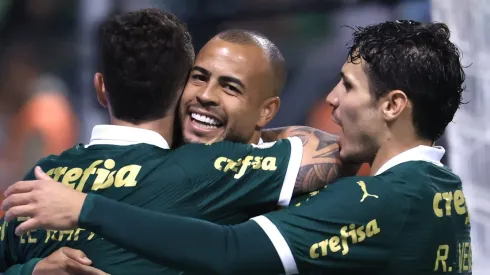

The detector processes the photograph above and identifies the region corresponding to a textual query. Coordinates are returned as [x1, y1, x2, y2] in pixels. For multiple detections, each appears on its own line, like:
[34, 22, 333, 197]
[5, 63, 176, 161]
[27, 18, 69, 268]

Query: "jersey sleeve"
[251, 176, 409, 274]
[2, 259, 42, 275]
[177, 137, 303, 209]
[0, 217, 23, 272]
[79, 193, 285, 275]
[0, 166, 38, 272]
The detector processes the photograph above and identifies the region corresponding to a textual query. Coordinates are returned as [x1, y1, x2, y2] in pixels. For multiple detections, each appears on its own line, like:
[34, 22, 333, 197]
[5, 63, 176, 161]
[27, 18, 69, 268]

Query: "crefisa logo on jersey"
[309, 219, 381, 258]
[45, 159, 142, 191]
[214, 155, 277, 179]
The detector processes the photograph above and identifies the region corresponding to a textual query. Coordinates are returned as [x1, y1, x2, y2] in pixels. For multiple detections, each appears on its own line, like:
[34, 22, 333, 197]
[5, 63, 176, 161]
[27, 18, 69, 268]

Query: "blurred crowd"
[0, 0, 78, 192]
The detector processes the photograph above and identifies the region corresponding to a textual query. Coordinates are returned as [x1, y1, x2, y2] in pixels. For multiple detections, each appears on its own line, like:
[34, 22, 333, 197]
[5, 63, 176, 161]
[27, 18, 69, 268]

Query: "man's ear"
[94, 72, 108, 108]
[256, 96, 280, 129]
[380, 90, 408, 122]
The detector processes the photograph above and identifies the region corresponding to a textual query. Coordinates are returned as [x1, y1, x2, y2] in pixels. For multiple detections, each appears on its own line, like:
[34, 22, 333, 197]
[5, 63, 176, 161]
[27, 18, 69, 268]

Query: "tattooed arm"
[262, 126, 358, 193]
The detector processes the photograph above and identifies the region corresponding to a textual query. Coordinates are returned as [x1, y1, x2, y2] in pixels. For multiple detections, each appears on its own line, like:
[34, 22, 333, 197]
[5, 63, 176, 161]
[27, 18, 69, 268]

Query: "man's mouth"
[331, 113, 342, 128]
[190, 112, 223, 128]
[187, 107, 225, 130]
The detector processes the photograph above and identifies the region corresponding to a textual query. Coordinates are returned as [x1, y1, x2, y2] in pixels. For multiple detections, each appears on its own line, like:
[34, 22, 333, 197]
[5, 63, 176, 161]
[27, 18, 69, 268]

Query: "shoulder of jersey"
[327, 175, 397, 200]
[41, 144, 83, 161]
[251, 141, 277, 149]
[378, 161, 454, 182]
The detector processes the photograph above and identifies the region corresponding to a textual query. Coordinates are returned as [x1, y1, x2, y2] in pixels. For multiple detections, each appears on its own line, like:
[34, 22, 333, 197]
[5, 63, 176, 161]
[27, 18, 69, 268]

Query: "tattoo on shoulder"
[286, 127, 341, 194]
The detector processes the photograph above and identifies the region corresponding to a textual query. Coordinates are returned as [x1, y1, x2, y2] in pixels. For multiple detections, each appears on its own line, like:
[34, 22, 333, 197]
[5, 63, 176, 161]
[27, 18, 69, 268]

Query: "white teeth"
[191, 113, 220, 126]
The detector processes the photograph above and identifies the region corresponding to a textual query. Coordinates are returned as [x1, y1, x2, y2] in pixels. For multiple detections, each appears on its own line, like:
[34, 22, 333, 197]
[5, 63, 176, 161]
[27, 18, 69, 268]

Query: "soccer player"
[4, 20, 472, 275]
[0, 9, 352, 275]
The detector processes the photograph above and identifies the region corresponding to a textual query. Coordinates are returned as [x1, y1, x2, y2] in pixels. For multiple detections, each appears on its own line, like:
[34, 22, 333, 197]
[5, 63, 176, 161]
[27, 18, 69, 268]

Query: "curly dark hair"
[99, 8, 194, 124]
[348, 20, 465, 141]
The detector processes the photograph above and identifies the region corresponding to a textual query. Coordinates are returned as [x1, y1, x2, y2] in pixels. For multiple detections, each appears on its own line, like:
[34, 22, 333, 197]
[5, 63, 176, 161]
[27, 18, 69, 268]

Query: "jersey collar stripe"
[87, 125, 170, 149]
[375, 145, 445, 176]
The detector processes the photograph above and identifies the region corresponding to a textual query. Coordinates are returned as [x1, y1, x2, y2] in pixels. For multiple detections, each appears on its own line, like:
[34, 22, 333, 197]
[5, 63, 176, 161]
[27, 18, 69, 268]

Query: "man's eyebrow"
[219, 76, 246, 89]
[192, 66, 211, 76]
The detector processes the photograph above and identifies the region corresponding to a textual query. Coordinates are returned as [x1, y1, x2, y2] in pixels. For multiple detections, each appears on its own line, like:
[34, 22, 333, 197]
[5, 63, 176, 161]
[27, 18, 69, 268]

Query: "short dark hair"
[348, 20, 465, 141]
[217, 29, 286, 96]
[100, 8, 194, 124]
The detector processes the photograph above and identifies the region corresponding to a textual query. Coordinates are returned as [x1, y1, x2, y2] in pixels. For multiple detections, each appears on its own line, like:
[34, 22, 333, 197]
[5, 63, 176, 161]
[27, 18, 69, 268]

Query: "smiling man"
[180, 29, 286, 146]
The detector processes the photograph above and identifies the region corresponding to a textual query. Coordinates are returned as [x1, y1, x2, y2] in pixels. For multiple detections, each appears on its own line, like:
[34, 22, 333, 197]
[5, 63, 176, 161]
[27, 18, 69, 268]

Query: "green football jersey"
[0, 137, 303, 274]
[252, 160, 471, 274]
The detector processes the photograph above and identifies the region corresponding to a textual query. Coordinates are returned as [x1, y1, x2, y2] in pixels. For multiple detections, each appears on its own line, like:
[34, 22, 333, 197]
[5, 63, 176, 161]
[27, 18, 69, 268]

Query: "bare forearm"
[263, 126, 349, 193]
[290, 126, 344, 193]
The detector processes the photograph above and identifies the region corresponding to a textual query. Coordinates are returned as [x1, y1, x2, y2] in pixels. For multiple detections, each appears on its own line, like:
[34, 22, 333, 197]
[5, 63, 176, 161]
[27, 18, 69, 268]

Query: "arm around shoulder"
[262, 126, 359, 193]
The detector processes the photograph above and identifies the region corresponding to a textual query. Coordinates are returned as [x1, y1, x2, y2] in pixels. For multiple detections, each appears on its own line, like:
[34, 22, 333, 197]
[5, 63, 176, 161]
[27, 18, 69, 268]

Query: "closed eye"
[224, 84, 241, 94]
[191, 74, 207, 82]
[342, 80, 352, 91]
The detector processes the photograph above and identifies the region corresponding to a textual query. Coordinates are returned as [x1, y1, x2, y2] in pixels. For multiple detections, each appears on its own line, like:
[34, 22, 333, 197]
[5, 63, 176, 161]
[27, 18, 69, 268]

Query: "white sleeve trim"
[278, 136, 304, 207]
[251, 215, 299, 275]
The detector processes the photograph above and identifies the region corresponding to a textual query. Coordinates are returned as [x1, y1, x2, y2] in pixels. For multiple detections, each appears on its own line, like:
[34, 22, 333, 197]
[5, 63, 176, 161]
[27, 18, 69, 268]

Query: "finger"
[66, 259, 110, 275]
[1, 193, 32, 211]
[35, 166, 52, 180]
[4, 181, 36, 197]
[4, 205, 36, 222]
[61, 247, 92, 265]
[14, 217, 40, 236]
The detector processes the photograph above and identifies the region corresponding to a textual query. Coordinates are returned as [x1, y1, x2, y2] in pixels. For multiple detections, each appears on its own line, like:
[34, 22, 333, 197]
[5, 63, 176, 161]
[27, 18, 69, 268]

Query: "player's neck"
[370, 135, 432, 176]
[250, 131, 262, 145]
[110, 116, 175, 147]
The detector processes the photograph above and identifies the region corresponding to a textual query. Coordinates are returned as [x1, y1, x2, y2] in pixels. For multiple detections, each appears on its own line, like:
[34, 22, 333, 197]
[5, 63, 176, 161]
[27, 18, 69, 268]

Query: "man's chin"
[339, 150, 366, 166]
[340, 149, 375, 175]
[182, 134, 224, 145]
